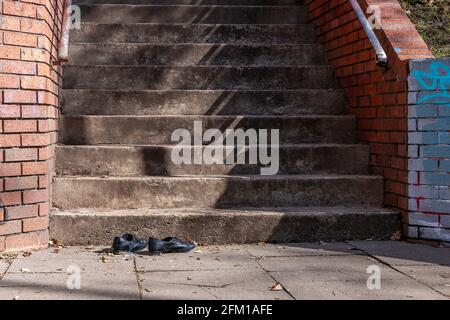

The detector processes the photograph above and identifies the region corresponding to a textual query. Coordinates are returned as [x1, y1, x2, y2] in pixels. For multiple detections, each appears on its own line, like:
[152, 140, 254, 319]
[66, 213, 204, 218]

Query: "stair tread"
[50, 206, 400, 244]
[77, 22, 310, 26]
[77, 4, 306, 7]
[65, 64, 331, 68]
[62, 114, 353, 118]
[63, 88, 344, 92]
[73, 0, 304, 5]
[52, 206, 396, 217]
[57, 143, 366, 148]
[56, 174, 382, 180]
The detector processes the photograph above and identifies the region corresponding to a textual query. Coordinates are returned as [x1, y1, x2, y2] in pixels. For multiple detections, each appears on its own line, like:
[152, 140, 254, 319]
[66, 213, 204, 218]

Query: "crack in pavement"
[0, 254, 17, 281]
[139, 278, 235, 289]
[133, 257, 144, 300]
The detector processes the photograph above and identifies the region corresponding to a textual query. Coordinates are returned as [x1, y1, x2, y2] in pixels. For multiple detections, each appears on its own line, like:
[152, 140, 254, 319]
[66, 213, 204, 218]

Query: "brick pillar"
[1, 0, 63, 252]
[303, 0, 434, 232]
[407, 57, 450, 245]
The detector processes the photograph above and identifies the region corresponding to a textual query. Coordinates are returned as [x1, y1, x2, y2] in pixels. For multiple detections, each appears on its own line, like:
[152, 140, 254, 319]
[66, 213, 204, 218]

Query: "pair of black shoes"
[112, 234, 196, 255]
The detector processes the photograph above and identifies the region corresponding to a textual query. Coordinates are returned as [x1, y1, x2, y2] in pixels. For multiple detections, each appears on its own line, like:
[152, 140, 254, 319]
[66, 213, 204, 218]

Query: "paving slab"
[0, 272, 139, 300]
[269, 272, 447, 300]
[8, 247, 131, 274]
[138, 267, 291, 300]
[246, 242, 361, 257]
[396, 265, 450, 297]
[259, 255, 389, 281]
[135, 245, 257, 272]
[348, 241, 450, 266]
[139, 280, 217, 300]
[0, 247, 139, 300]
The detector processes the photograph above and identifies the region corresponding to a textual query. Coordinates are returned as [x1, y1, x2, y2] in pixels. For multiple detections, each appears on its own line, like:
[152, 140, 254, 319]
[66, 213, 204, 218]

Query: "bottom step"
[49, 207, 400, 245]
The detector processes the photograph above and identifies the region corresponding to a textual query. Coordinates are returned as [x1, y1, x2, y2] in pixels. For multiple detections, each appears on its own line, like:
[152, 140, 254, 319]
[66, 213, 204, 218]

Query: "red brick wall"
[0, 0, 64, 252]
[303, 0, 434, 225]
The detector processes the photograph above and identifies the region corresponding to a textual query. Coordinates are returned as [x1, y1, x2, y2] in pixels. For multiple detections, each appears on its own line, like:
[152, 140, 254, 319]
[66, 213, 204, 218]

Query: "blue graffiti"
[411, 61, 450, 105]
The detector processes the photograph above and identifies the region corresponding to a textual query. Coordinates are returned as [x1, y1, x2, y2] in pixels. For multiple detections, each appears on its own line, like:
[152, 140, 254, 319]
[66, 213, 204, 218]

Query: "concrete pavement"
[0, 241, 449, 300]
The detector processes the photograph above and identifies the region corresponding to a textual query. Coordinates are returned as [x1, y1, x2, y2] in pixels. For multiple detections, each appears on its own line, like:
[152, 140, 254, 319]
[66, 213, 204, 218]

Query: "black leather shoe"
[112, 234, 148, 252]
[148, 237, 196, 255]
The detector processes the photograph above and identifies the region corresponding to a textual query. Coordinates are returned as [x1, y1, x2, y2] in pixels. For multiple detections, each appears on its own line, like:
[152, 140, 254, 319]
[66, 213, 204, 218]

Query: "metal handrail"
[349, 0, 388, 68]
[57, 0, 72, 62]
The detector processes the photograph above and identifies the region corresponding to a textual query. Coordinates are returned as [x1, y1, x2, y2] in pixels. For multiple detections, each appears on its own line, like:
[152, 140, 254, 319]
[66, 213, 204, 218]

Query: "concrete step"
[78, 5, 308, 24]
[63, 65, 336, 90]
[70, 23, 315, 44]
[61, 89, 346, 116]
[59, 115, 358, 145]
[56, 144, 370, 176]
[73, 0, 303, 5]
[52, 175, 384, 210]
[49, 207, 401, 245]
[68, 43, 326, 66]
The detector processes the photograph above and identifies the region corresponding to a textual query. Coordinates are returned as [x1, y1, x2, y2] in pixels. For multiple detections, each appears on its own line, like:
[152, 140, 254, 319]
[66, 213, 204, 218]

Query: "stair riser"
[62, 90, 346, 116]
[78, 5, 307, 24]
[60, 116, 357, 145]
[63, 66, 335, 90]
[56, 145, 370, 176]
[73, 0, 303, 6]
[68, 44, 326, 66]
[71, 24, 316, 44]
[53, 176, 384, 209]
[49, 211, 400, 245]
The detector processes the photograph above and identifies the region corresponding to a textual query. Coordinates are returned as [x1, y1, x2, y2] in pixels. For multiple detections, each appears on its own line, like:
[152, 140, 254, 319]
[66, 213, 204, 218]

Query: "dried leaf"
[271, 282, 283, 291]
[22, 252, 32, 257]
[390, 230, 402, 241]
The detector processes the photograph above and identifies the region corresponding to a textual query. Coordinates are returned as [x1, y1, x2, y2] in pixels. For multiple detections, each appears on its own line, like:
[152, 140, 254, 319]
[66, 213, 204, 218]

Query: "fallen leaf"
[22, 252, 32, 257]
[271, 283, 283, 291]
[390, 230, 402, 241]
[194, 250, 202, 254]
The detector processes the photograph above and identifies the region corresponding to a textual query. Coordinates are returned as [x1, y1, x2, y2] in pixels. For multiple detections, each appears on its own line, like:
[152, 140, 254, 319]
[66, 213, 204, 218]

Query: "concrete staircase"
[51, 0, 400, 245]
